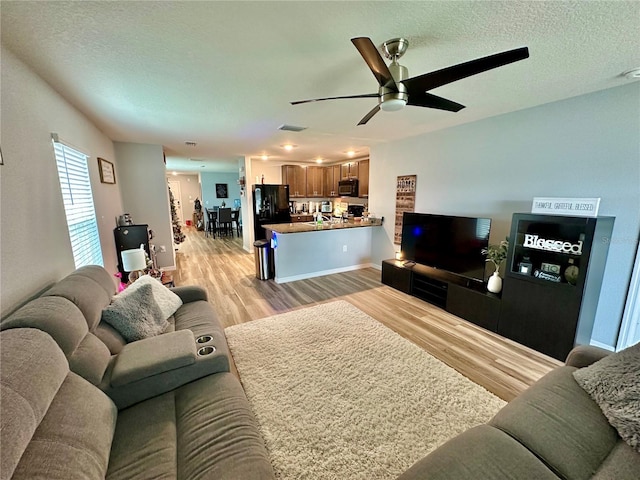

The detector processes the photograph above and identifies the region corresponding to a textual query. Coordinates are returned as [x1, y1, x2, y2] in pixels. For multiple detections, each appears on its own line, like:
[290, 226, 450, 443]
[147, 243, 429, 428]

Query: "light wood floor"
[174, 226, 561, 401]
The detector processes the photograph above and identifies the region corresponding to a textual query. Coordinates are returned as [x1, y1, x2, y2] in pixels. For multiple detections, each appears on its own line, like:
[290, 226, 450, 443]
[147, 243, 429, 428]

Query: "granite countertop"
[263, 218, 383, 234]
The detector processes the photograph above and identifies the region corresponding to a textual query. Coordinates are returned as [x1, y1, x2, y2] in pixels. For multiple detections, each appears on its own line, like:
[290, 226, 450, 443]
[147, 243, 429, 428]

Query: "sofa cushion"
[117, 275, 182, 320]
[1, 296, 112, 386]
[102, 283, 168, 342]
[94, 321, 127, 354]
[489, 366, 619, 480]
[107, 372, 274, 480]
[0, 328, 69, 479]
[396, 425, 560, 480]
[592, 439, 640, 479]
[43, 273, 113, 330]
[1, 328, 117, 480]
[12, 372, 117, 479]
[573, 341, 640, 453]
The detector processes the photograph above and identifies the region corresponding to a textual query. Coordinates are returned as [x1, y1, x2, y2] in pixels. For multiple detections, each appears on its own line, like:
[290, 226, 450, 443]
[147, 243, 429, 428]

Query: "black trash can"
[253, 240, 272, 280]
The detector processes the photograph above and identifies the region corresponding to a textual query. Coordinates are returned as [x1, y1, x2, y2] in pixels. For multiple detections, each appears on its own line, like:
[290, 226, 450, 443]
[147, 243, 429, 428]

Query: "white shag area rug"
[225, 300, 506, 480]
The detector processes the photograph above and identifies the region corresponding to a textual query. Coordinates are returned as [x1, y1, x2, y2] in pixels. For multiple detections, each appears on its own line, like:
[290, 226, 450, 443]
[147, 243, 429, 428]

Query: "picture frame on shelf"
[216, 183, 228, 198]
[98, 157, 116, 184]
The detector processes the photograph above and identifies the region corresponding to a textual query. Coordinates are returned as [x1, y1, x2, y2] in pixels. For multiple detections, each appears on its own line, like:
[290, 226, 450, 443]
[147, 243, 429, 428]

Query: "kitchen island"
[263, 218, 383, 283]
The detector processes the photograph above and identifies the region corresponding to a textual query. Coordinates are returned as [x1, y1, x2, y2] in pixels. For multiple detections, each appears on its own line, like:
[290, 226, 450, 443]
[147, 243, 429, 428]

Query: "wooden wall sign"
[394, 175, 416, 245]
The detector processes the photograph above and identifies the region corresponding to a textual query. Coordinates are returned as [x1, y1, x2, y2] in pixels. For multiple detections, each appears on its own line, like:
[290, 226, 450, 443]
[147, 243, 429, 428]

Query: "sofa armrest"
[565, 345, 612, 368]
[110, 330, 196, 387]
[170, 286, 208, 303]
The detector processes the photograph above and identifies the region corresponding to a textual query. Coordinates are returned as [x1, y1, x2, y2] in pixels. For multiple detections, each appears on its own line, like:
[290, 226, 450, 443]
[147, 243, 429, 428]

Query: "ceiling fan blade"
[357, 104, 380, 126]
[351, 37, 397, 89]
[407, 92, 465, 112]
[291, 93, 378, 105]
[403, 47, 529, 94]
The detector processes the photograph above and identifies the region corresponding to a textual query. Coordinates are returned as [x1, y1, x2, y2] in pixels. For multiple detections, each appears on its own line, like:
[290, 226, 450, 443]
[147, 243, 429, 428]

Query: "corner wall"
[0, 46, 122, 317]
[369, 83, 640, 349]
[114, 142, 174, 269]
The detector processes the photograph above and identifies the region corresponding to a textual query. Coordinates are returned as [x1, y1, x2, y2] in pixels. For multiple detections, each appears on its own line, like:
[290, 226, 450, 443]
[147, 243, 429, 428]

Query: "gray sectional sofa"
[1, 265, 275, 479]
[397, 345, 640, 480]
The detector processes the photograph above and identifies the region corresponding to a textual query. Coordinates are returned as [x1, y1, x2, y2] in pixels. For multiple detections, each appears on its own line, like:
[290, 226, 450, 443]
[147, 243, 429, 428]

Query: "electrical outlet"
[343, 245, 347, 252]
[160, 245, 167, 253]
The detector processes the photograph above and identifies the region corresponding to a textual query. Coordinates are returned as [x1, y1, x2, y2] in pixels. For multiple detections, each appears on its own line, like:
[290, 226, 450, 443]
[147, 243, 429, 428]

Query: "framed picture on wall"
[216, 183, 228, 198]
[98, 157, 116, 184]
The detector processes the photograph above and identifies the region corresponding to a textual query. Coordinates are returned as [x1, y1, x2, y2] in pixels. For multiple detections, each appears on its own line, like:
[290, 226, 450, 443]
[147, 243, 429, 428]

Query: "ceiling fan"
[291, 37, 529, 125]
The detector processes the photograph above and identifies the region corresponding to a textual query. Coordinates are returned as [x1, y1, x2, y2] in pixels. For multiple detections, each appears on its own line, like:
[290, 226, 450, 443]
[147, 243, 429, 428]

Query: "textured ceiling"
[2, 1, 639, 173]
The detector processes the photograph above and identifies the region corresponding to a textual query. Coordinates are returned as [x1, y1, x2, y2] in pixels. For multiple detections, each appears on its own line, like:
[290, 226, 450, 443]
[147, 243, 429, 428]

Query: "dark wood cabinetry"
[381, 260, 497, 329]
[499, 214, 614, 360]
[290, 214, 313, 223]
[305, 166, 324, 197]
[281, 165, 306, 197]
[357, 159, 369, 198]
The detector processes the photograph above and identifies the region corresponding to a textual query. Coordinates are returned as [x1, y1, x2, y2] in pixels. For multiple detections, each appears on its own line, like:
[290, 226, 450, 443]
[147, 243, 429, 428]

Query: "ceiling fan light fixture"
[380, 98, 407, 112]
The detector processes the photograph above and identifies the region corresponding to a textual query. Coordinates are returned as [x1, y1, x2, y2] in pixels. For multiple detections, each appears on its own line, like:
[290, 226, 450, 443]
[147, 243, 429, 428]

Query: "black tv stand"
[381, 259, 501, 332]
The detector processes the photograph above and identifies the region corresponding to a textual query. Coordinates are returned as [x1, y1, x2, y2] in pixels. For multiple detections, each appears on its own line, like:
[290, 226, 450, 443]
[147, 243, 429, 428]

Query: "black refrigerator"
[252, 184, 291, 240]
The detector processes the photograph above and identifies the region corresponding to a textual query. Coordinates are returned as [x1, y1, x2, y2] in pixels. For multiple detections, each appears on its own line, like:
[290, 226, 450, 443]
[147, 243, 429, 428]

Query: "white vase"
[487, 271, 503, 294]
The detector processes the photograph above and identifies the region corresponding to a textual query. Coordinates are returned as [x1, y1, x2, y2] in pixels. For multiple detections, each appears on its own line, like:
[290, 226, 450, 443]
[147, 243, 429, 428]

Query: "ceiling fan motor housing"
[380, 63, 408, 111]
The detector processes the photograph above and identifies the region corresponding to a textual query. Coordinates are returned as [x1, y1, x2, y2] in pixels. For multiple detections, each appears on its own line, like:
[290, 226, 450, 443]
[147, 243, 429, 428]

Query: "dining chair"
[205, 209, 217, 238]
[217, 208, 233, 237]
[231, 208, 242, 236]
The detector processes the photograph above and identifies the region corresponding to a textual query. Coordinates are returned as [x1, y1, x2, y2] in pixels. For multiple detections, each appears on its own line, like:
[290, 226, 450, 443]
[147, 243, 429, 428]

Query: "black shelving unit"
[114, 224, 150, 282]
[498, 214, 614, 360]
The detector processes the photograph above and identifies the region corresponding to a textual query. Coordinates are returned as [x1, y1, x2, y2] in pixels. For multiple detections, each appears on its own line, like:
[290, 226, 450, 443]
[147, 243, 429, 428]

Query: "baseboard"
[274, 263, 374, 284]
[589, 340, 615, 352]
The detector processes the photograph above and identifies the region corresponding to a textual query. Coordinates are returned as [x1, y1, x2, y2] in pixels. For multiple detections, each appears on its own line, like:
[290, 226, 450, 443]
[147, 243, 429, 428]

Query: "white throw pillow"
[102, 283, 168, 342]
[117, 275, 182, 319]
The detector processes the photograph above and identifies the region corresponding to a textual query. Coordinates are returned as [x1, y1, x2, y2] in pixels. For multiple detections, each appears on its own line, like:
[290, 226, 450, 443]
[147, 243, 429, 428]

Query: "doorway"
[168, 180, 184, 225]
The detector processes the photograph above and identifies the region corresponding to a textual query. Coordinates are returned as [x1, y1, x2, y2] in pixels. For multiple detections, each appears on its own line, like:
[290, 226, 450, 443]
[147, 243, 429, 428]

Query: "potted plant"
[482, 238, 509, 293]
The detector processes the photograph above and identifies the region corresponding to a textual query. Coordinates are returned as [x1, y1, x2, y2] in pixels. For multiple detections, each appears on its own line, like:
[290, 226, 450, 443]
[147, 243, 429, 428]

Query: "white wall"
[114, 142, 174, 269]
[369, 83, 640, 349]
[0, 46, 122, 316]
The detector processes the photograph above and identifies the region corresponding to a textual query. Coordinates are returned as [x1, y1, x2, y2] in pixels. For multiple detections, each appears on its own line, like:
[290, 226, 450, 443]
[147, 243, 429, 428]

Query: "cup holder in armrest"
[198, 346, 216, 356]
[196, 335, 213, 344]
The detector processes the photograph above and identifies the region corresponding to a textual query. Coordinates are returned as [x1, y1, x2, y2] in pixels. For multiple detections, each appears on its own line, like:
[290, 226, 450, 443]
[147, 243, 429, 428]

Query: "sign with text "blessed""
[531, 197, 600, 217]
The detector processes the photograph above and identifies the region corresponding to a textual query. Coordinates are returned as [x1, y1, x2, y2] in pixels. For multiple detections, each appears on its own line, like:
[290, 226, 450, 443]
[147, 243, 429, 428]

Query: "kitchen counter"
[263, 218, 383, 284]
[263, 218, 383, 234]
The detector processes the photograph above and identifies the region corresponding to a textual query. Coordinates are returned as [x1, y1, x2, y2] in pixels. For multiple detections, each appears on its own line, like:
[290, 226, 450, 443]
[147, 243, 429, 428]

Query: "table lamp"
[121, 248, 147, 283]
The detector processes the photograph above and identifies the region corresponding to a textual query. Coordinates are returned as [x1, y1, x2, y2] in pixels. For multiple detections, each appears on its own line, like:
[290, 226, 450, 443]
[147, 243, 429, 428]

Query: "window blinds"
[53, 141, 104, 268]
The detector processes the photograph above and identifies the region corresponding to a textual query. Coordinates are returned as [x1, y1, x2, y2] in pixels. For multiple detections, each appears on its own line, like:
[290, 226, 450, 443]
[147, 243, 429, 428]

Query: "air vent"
[184, 141, 197, 147]
[278, 124, 307, 132]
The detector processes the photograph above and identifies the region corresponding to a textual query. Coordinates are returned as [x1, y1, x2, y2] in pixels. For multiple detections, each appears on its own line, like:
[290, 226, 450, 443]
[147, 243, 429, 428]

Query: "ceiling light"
[623, 68, 640, 80]
[281, 144, 297, 151]
[347, 150, 356, 157]
[261, 155, 269, 161]
[172, 171, 177, 176]
[380, 98, 407, 112]
[316, 158, 323, 164]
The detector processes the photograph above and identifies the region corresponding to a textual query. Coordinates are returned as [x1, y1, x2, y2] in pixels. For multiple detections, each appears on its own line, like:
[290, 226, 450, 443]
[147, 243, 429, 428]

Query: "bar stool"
[205, 209, 217, 238]
[231, 208, 242, 236]
[217, 208, 233, 237]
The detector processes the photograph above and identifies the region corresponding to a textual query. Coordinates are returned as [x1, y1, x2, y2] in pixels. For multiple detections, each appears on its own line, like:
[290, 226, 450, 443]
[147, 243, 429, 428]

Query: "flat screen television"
[401, 212, 491, 281]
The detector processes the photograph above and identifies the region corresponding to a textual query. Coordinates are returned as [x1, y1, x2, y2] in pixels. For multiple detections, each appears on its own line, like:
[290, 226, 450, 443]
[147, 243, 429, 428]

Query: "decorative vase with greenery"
[482, 238, 509, 293]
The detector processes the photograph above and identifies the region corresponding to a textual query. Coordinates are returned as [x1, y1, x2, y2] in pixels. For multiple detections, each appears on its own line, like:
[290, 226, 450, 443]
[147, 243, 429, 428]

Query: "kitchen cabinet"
[341, 162, 358, 180]
[281, 165, 306, 197]
[324, 165, 341, 197]
[357, 159, 369, 198]
[306, 166, 324, 197]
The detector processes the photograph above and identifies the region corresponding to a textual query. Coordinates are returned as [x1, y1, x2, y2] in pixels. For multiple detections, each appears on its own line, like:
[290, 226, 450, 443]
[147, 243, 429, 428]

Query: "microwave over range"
[338, 178, 359, 197]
